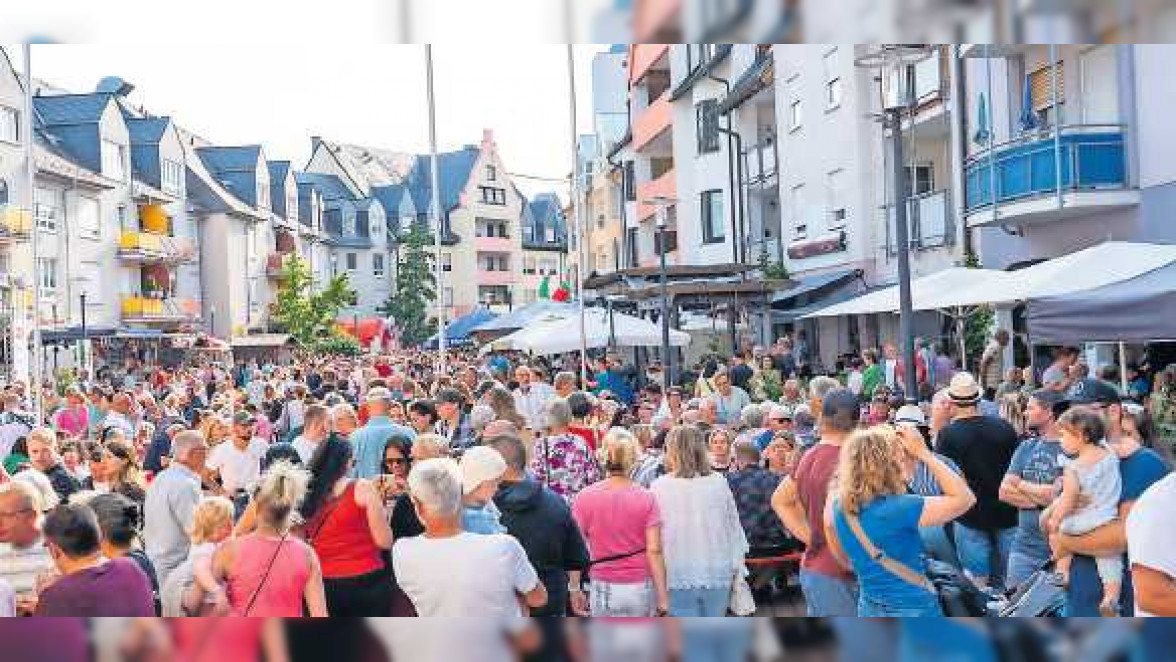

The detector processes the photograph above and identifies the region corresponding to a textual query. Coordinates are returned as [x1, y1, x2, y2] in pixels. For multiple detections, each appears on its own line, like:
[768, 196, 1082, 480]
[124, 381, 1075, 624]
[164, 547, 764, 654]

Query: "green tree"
[380, 223, 437, 346]
[963, 250, 995, 365]
[270, 256, 356, 345]
[758, 250, 790, 280]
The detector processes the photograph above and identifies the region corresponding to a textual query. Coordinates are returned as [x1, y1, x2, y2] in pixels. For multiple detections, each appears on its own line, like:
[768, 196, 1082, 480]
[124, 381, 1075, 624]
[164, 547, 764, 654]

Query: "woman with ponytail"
[571, 428, 670, 617]
[86, 492, 161, 614]
[213, 461, 328, 616]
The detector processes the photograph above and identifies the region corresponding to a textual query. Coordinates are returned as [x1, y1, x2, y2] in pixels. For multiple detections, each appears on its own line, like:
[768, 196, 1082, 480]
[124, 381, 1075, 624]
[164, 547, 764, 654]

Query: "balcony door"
[1080, 45, 1120, 125]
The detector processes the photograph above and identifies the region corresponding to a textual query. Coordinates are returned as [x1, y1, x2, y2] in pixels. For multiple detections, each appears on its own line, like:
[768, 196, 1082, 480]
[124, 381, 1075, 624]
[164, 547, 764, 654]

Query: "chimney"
[310, 136, 323, 149]
[482, 128, 495, 148]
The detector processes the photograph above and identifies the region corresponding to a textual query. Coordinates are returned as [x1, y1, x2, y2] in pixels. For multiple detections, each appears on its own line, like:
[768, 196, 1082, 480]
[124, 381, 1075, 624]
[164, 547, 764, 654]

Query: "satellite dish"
[95, 76, 135, 97]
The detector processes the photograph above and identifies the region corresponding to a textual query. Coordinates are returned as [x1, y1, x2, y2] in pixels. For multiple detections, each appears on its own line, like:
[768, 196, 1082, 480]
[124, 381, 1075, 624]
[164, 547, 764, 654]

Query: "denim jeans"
[919, 524, 960, 570]
[668, 586, 731, 617]
[680, 620, 754, 662]
[798, 568, 859, 617]
[858, 593, 943, 617]
[953, 525, 1015, 588]
[1006, 548, 1051, 589]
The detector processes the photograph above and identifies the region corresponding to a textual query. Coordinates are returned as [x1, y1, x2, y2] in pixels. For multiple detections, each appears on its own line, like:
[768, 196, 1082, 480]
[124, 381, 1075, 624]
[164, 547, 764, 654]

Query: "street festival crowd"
[2, 331, 1176, 649]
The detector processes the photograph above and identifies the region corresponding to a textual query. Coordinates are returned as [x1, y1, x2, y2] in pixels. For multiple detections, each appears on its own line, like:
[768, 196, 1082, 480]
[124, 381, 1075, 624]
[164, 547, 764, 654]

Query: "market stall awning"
[1027, 260, 1176, 344]
[230, 334, 297, 348]
[423, 307, 498, 349]
[470, 300, 578, 335]
[771, 269, 862, 309]
[484, 308, 690, 356]
[802, 267, 1006, 318]
[39, 326, 119, 344]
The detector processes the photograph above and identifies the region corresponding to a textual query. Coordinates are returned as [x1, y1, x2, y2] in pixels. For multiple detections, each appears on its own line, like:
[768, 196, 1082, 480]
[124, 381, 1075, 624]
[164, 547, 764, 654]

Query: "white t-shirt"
[369, 618, 530, 662]
[207, 438, 267, 493]
[291, 436, 320, 466]
[1126, 473, 1176, 617]
[392, 532, 540, 617]
[0, 577, 14, 618]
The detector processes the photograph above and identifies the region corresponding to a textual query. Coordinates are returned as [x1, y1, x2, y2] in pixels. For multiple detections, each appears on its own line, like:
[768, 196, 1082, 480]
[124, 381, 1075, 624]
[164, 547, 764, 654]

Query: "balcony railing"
[742, 141, 778, 189]
[476, 269, 517, 287]
[0, 205, 32, 243]
[118, 231, 196, 264]
[632, 90, 673, 153]
[474, 235, 513, 252]
[882, 189, 954, 254]
[964, 125, 1128, 212]
[121, 296, 200, 322]
[636, 168, 676, 221]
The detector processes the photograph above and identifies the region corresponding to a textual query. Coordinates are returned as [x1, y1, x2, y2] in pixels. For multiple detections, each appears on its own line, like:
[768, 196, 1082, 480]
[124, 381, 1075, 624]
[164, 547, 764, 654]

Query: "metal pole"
[658, 213, 671, 393]
[80, 292, 88, 377]
[1050, 43, 1063, 211]
[1118, 342, 1129, 395]
[889, 108, 918, 403]
[566, 45, 589, 386]
[23, 44, 44, 421]
[425, 45, 446, 370]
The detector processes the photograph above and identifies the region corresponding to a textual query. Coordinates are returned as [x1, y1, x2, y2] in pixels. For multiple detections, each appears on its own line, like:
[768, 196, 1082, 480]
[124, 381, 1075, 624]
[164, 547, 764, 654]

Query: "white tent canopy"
[804, 242, 1176, 318]
[484, 308, 691, 356]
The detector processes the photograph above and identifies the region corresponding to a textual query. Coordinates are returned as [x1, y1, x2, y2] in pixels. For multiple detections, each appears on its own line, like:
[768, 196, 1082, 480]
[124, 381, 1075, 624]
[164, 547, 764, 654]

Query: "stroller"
[992, 562, 1067, 617]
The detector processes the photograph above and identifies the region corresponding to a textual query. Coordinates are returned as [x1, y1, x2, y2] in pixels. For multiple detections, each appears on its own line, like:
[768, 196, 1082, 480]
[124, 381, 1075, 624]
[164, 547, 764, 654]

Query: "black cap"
[822, 389, 861, 431]
[1067, 379, 1122, 406]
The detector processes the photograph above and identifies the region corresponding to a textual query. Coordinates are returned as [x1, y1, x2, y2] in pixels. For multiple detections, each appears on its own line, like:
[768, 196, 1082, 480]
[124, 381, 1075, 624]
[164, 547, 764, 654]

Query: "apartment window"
[101, 140, 126, 179]
[486, 165, 497, 181]
[789, 98, 804, 132]
[0, 107, 17, 143]
[442, 287, 454, 307]
[905, 165, 935, 196]
[482, 254, 509, 271]
[330, 253, 339, 276]
[623, 162, 636, 202]
[826, 169, 847, 230]
[0, 179, 7, 205]
[34, 187, 61, 232]
[77, 196, 101, 239]
[479, 186, 507, 205]
[442, 252, 453, 272]
[343, 215, 357, 236]
[700, 190, 724, 243]
[790, 184, 807, 238]
[1028, 61, 1066, 128]
[696, 100, 721, 154]
[372, 254, 385, 277]
[823, 49, 842, 110]
[539, 259, 555, 275]
[345, 252, 358, 272]
[523, 257, 536, 275]
[117, 204, 130, 230]
[626, 227, 639, 267]
[37, 258, 58, 291]
[161, 160, 184, 195]
[545, 226, 557, 243]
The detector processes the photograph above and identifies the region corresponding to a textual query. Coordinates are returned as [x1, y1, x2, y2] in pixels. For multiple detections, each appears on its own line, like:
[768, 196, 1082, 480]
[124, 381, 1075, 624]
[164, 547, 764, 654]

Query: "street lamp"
[855, 45, 934, 403]
[645, 195, 677, 393]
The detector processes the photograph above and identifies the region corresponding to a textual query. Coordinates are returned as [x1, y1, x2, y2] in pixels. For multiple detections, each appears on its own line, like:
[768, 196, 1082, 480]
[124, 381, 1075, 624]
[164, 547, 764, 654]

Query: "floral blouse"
[530, 432, 603, 503]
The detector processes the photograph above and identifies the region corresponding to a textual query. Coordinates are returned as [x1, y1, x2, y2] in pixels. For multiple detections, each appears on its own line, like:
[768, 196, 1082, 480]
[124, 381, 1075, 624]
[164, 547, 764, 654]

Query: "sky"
[6, 44, 609, 199]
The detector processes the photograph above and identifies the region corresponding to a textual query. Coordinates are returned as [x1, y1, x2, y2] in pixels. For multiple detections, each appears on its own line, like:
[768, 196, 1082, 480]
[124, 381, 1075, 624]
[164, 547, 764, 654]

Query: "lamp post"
[855, 45, 933, 403]
[644, 196, 677, 393]
[425, 45, 447, 372]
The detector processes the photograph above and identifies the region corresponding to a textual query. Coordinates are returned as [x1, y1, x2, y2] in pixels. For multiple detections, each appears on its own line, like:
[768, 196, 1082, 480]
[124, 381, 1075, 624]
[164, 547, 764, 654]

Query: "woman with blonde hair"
[213, 462, 327, 616]
[572, 428, 670, 616]
[650, 426, 747, 616]
[825, 425, 975, 616]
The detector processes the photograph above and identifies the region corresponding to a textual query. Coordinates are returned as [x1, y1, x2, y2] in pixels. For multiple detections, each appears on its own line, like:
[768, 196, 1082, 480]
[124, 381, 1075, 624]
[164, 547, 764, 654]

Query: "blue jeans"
[680, 621, 753, 662]
[953, 525, 1015, 587]
[858, 593, 943, 617]
[798, 568, 858, 617]
[668, 586, 731, 617]
[919, 524, 960, 570]
[1006, 547, 1051, 589]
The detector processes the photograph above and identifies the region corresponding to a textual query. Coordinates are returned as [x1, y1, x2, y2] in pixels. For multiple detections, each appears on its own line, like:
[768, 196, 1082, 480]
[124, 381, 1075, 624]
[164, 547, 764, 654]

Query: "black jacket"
[494, 477, 590, 617]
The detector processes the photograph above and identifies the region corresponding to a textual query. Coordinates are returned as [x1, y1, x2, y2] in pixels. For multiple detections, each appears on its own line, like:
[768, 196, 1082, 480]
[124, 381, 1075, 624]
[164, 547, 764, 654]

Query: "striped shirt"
[0, 540, 54, 596]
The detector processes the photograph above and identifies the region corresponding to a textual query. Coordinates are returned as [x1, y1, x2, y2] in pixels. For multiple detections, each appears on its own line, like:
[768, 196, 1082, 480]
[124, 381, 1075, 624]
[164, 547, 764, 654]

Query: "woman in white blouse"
[651, 425, 749, 616]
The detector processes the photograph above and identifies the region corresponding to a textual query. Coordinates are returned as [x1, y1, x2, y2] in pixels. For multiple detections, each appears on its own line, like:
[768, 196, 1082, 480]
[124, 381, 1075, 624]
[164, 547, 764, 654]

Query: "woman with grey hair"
[530, 398, 602, 503]
[650, 426, 748, 616]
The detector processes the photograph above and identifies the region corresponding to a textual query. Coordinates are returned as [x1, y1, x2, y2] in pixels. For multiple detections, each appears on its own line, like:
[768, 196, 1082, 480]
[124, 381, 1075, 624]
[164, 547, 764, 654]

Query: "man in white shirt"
[291, 404, 331, 465]
[0, 480, 54, 615]
[207, 411, 268, 495]
[1127, 473, 1176, 616]
[393, 458, 546, 617]
[512, 366, 555, 430]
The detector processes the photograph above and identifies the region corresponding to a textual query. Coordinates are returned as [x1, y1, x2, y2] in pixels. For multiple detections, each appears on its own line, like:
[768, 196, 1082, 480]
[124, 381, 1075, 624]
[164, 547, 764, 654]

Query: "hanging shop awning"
[423, 307, 499, 349]
[470, 300, 578, 335]
[771, 269, 863, 309]
[39, 326, 118, 344]
[802, 267, 1005, 318]
[1027, 260, 1176, 344]
[230, 334, 298, 349]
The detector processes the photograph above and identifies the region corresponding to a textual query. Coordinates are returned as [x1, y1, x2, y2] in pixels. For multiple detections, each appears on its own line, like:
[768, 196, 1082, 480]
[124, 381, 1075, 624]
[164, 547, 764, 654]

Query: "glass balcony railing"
[121, 296, 200, 322]
[118, 231, 196, 263]
[964, 125, 1128, 212]
[0, 204, 32, 242]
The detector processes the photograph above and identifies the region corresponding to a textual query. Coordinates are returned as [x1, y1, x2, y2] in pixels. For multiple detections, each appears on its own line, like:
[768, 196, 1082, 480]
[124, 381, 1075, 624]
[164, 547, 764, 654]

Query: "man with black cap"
[1054, 378, 1170, 616]
[1000, 389, 1067, 587]
[772, 388, 860, 616]
[936, 373, 1020, 590]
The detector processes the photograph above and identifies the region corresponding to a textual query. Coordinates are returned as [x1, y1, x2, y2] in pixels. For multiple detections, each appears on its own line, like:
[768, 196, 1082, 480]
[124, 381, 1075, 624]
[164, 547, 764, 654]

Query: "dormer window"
[343, 215, 357, 236]
[258, 186, 270, 211]
[161, 160, 184, 195]
[101, 140, 127, 179]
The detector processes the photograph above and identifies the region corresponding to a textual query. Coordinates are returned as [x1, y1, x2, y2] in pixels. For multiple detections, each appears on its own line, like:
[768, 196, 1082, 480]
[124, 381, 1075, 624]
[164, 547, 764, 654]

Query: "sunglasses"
[385, 457, 412, 467]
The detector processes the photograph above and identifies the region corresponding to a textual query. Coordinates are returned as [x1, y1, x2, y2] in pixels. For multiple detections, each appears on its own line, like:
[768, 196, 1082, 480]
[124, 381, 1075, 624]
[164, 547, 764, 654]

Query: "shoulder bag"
[842, 511, 936, 593]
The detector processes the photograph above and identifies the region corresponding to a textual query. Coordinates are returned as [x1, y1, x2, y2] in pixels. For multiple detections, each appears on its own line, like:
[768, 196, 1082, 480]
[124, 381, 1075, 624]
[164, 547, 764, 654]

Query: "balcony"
[882, 190, 954, 255]
[637, 168, 676, 221]
[117, 231, 196, 264]
[474, 235, 513, 252]
[632, 91, 672, 153]
[629, 44, 671, 84]
[964, 125, 1137, 227]
[121, 296, 200, 323]
[476, 269, 517, 287]
[0, 205, 32, 245]
[266, 252, 297, 278]
[139, 204, 170, 234]
[742, 142, 778, 190]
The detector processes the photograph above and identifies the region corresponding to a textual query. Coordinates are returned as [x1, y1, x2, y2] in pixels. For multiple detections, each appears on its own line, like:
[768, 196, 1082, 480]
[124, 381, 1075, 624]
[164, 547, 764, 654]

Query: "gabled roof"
[371, 185, 407, 216]
[330, 142, 415, 190]
[125, 116, 171, 144]
[378, 146, 481, 215]
[295, 172, 358, 203]
[185, 144, 267, 220]
[32, 93, 114, 126]
[196, 145, 263, 173]
[527, 192, 563, 224]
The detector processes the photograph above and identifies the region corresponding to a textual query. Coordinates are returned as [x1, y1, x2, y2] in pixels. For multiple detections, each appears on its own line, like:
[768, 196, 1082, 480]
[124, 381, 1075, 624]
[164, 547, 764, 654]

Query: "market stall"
[484, 308, 690, 356]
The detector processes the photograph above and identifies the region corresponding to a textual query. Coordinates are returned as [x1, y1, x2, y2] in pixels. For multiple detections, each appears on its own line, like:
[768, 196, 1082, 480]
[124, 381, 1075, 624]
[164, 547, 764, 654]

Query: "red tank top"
[305, 482, 384, 579]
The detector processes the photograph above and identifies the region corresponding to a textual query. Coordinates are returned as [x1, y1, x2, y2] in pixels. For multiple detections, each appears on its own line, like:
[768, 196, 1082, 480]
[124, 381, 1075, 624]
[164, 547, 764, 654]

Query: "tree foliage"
[963, 250, 995, 364]
[380, 223, 438, 346]
[270, 256, 356, 345]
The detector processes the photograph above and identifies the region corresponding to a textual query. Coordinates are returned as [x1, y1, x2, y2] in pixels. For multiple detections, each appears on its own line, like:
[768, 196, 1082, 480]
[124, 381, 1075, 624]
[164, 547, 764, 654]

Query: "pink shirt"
[572, 481, 661, 584]
[226, 535, 312, 617]
[54, 405, 89, 439]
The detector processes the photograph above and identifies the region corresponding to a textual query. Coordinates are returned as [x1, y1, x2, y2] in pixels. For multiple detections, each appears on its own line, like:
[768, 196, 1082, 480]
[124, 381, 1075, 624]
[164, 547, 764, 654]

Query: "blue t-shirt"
[1005, 437, 1065, 562]
[833, 494, 940, 616]
[1067, 446, 1170, 616]
[899, 621, 998, 662]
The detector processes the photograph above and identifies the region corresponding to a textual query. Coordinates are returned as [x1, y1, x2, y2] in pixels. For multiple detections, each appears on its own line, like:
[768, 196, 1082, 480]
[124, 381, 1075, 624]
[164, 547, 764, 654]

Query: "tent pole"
[956, 307, 968, 372]
[1118, 342, 1129, 394]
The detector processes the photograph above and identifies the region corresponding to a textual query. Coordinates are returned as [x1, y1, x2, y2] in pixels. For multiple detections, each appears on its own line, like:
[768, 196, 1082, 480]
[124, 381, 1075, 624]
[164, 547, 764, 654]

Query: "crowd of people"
[0, 330, 1175, 637]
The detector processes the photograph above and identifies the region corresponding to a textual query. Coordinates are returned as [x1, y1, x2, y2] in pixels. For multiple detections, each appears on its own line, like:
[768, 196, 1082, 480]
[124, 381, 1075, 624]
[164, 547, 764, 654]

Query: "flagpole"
[425, 45, 446, 371]
[566, 45, 589, 386]
[23, 44, 44, 421]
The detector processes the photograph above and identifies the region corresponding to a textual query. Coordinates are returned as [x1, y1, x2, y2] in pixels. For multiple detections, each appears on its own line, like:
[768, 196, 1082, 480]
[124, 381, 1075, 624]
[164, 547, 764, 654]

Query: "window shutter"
[1029, 63, 1065, 111]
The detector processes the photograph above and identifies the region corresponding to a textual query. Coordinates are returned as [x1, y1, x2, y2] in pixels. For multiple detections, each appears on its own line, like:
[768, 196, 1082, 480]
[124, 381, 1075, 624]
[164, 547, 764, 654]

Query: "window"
[823, 49, 842, 110]
[905, 165, 935, 196]
[1028, 61, 1065, 128]
[345, 252, 357, 272]
[442, 252, 453, 272]
[623, 162, 636, 202]
[117, 204, 129, 230]
[373, 254, 385, 277]
[161, 160, 184, 195]
[34, 187, 61, 232]
[343, 215, 357, 236]
[479, 186, 507, 205]
[77, 197, 101, 239]
[539, 259, 554, 275]
[696, 100, 720, 154]
[101, 140, 126, 179]
[330, 253, 339, 276]
[37, 258, 58, 291]
[400, 215, 414, 232]
[442, 287, 454, 307]
[545, 226, 557, 243]
[486, 165, 497, 181]
[790, 184, 807, 238]
[826, 169, 846, 229]
[789, 98, 804, 132]
[522, 257, 536, 275]
[700, 190, 724, 243]
[0, 107, 17, 143]
[0, 179, 7, 205]
[626, 227, 639, 267]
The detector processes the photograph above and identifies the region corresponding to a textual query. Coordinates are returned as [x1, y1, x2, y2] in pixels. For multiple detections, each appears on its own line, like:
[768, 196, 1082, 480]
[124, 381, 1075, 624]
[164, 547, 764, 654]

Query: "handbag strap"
[244, 534, 289, 616]
[842, 511, 935, 594]
[588, 548, 646, 567]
